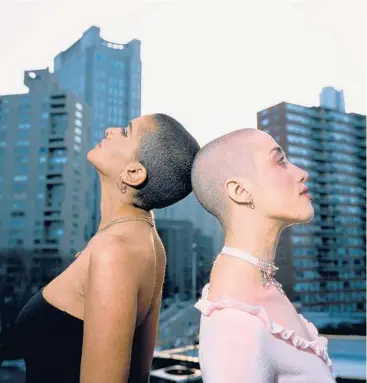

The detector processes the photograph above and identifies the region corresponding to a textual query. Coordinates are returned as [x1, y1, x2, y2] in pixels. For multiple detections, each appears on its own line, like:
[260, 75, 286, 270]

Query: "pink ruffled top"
[195, 284, 336, 382]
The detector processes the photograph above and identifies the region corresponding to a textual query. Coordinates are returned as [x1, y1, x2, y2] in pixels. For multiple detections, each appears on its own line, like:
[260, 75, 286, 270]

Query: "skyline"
[1, 0, 365, 146]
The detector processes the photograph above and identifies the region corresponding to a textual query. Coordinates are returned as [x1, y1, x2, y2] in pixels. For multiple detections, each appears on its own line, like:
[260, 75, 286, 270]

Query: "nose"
[104, 127, 114, 138]
[301, 169, 309, 183]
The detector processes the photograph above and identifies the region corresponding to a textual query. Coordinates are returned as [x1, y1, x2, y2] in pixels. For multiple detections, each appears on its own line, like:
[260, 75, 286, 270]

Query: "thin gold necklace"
[75, 215, 155, 258]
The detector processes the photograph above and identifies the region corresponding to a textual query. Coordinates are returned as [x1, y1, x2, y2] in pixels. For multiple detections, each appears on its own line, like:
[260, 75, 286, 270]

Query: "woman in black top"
[14, 114, 200, 383]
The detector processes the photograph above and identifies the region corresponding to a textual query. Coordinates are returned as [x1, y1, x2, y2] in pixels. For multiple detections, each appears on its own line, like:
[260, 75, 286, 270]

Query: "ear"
[225, 178, 252, 204]
[120, 161, 147, 187]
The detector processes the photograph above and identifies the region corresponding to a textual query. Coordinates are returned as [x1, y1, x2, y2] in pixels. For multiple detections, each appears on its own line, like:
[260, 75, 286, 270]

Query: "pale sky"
[1, 0, 365, 146]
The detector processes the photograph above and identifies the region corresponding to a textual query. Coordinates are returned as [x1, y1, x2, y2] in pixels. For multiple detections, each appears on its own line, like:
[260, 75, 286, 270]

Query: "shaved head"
[192, 128, 314, 230]
[191, 128, 261, 226]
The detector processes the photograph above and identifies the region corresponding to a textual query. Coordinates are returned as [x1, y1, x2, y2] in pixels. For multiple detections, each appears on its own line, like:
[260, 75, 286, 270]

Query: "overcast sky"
[1, 0, 365, 145]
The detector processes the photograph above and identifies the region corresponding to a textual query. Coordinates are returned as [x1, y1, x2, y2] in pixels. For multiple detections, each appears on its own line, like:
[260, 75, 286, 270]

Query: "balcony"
[45, 174, 63, 184]
[44, 211, 62, 221]
[48, 138, 65, 148]
[44, 203, 62, 211]
[47, 165, 64, 175]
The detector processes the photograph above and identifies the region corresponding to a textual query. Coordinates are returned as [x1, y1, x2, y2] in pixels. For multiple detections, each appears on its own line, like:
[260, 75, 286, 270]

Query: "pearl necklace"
[221, 246, 285, 295]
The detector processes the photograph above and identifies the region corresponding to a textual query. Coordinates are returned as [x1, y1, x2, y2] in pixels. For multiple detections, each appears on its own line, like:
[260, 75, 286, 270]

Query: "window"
[9, 217, 25, 228]
[288, 146, 311, 157]
[328, 131, 356, 145]
[287, 134, 315, 147]
[289, 156, 315, 168]
[12, 201, 26, 211]
[17, 123, 32, 129]
[13, 175, 28, 182]
[331, 163, 359, 174]
[291, 236, 312, 245]
[287, 124, 311, 136]
[16, 140, 30, 146]
[74, 127, 82, 135]
[334, 142, 359, 154]
[287, 114, 310, 125]
[330, 152, 359, 164]
[261, 118, 269, 126]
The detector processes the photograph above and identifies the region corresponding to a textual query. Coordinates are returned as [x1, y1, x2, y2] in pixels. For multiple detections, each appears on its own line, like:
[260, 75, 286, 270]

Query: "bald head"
[191, 128, 263, 226]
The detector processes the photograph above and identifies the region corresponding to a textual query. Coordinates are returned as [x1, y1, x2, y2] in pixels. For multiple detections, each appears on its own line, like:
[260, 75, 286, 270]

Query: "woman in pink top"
[191, 128, 336, 382]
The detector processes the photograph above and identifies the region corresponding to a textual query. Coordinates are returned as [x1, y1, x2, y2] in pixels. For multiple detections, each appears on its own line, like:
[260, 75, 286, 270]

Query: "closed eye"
[278, 155, 288, 167]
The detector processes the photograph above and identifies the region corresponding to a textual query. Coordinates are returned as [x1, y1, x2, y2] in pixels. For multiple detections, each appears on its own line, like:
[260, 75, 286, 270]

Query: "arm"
[200, 308, 275, 383]
[128, 292, 162, 383]
[80, 240, 142, 383]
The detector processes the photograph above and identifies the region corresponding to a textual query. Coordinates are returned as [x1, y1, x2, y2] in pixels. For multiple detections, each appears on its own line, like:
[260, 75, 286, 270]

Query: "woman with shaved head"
[14, 114, 200, 383]
[192, 129, 335, 382]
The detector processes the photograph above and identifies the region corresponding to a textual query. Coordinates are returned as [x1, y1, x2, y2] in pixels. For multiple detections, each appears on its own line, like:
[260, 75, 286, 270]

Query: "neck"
[99, 177, 151, 231]
[224, 214, 283, 264]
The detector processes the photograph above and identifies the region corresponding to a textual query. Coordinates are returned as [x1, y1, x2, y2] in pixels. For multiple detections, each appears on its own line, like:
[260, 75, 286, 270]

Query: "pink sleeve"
[199, 308, 275, 383]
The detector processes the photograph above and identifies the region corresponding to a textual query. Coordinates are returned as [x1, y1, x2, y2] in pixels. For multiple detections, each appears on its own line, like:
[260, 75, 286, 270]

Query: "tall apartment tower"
[257, 91, 366, 319]
[54, 26, 141, 233]
[320, 86, 346, 113]
[0, 69, 91, 259]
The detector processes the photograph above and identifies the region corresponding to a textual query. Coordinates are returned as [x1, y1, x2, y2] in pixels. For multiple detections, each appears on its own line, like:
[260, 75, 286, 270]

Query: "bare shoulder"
[85, 233, 154, 285]
[91, 231, 152, 259]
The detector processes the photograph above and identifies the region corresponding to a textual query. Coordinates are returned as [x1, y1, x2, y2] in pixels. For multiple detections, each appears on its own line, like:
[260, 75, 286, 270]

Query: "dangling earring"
[116, 178, 127, 194]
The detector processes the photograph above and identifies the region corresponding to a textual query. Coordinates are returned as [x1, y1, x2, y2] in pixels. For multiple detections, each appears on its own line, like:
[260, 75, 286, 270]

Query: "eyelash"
[278, 155, 288, 167]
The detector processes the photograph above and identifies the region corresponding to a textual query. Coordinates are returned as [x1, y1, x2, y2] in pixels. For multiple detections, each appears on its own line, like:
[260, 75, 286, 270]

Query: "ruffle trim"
[194, 284, 333, 372]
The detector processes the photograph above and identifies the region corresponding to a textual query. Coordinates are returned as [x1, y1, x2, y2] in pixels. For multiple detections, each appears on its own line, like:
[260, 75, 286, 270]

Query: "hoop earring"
[116, 179, 127, 194]
[246, 199, 255, 209]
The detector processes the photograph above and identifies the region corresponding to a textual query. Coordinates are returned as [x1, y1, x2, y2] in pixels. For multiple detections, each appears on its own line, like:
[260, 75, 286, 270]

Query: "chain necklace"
[221, 246, 285, 295]
[97, 215, 155, 233]
[75, 215, 155, 258]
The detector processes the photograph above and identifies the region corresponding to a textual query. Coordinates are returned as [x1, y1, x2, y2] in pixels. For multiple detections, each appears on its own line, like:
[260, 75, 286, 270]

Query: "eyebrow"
[269, 146, 285, 156]
[128, 121, 133, 133]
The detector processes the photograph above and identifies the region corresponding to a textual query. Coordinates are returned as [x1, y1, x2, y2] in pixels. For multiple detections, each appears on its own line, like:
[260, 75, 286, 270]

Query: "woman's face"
[87, 115, 155, 179]
[250, 132, 314, 226]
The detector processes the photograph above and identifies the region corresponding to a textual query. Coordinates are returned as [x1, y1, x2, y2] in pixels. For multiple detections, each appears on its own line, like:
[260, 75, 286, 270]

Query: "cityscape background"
[0, 0, 366, 382]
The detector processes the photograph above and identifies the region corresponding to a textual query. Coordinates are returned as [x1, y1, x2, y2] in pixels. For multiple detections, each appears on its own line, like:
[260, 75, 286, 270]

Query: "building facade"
[155, 193, 224, 256]
[0, 68, 91, 258]
[156, 219, 196, 300]
[54, 26, 141, 233]
[257, 93, 366, 318]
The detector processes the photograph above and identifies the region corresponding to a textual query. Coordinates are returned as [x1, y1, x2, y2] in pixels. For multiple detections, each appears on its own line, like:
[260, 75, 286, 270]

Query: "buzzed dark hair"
[134, 113, 200, 210]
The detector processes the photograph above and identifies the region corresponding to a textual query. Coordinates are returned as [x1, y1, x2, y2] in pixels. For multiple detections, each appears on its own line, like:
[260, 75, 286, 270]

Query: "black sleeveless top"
[15, 289, 84, 383]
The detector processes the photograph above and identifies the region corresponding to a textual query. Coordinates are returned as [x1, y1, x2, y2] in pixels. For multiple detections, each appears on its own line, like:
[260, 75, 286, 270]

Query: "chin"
[282, 204, 314, 227]
[295, 204, 314, 224]
[87, 147, 97, 164]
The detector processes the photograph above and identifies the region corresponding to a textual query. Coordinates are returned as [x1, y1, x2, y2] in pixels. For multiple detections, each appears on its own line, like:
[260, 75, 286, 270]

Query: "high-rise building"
[54, 26, 141, 232]
[257, 94, 366, 318]
[0, 68, 91, 258]
[156, 219, 195, 300]
[320, 86, 346, 113]
[155, 193, 224, 255]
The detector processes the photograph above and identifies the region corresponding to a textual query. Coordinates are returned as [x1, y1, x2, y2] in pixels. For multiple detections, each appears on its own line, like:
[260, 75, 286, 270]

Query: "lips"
[300, 186, 308, 195]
